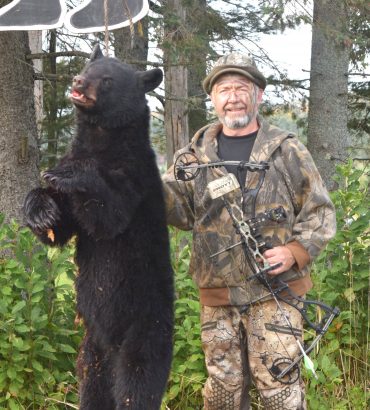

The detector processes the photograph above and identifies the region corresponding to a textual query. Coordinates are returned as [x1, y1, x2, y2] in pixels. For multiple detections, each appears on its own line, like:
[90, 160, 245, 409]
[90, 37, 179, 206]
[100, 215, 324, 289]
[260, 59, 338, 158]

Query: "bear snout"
[70, 75, 97, 107]
[72, 74, 85, 87]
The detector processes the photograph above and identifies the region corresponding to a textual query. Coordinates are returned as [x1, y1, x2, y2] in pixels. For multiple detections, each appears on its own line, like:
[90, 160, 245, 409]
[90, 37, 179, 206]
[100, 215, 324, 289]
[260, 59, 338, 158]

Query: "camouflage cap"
[203, 53, 267, 94]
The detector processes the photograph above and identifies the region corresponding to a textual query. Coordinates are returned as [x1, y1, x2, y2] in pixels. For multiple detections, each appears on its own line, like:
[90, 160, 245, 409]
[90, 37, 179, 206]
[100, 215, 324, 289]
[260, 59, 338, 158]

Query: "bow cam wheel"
[174, 152, 200, 181]
[268, 357, 300, 385]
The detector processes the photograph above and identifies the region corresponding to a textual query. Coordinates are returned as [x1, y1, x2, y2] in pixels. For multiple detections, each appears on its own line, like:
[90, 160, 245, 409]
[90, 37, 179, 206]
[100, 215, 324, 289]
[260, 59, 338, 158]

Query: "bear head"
[70, 45, 163, 129]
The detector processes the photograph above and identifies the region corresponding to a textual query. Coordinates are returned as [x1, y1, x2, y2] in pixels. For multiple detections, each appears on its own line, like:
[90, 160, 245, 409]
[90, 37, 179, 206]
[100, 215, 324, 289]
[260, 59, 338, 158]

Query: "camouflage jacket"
[163, 117, 336, 306]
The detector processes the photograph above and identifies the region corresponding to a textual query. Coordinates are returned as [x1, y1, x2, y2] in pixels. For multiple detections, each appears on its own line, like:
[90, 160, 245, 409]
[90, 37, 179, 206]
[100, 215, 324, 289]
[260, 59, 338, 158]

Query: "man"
[163, 53, 336, 409]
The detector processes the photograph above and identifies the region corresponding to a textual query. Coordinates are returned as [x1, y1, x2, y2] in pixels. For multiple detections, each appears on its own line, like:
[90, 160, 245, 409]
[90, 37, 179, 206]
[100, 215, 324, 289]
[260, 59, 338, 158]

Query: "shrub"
[306, 162, 369, 409]
[0, 215, 82, 409]
[162, 228, 205, 410]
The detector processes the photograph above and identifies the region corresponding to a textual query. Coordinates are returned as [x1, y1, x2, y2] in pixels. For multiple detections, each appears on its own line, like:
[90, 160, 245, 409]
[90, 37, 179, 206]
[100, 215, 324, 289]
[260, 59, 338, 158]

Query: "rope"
[123, 0, 135, 49]
[103, 0, 135, 55]
[104, 0, 109, 56]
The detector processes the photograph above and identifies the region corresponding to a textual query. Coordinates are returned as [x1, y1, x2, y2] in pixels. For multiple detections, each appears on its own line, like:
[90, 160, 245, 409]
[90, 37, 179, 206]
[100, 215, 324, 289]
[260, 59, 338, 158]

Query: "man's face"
[210, 74, 263, 130]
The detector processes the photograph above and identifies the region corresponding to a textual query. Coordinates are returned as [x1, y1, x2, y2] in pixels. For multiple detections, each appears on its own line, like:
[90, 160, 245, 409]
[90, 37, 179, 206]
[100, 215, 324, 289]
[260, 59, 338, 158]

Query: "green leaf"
[36, 350, 57, 361]
[1, 286, 12, 296]
[32, 360, 44, 372]
[326, 339, 340, 353]
[14, 324, 30, 333]
[343, 287, 356, 303]
[58, 343, 76, 354]
[31, 283, 46, 294]
[10, 352, 26, 363]
[11, 300, 26, 314]
[8, 398, 19, 410]
[5, 260, 19, 269]
[30, 307, 42, 322]
[168, 384, 180, 399]
[41, 342, 57, 353]
[8, 381, 21, 396]
[6, 367, 17, 379]
[12, 337, 25, 350]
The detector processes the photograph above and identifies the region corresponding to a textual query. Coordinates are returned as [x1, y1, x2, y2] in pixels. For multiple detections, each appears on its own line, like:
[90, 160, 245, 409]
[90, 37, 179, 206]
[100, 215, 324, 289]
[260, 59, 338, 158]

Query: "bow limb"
[272, 279, 341, 334]
[276, 304, 339, 380]
[249, 272, 340, 381]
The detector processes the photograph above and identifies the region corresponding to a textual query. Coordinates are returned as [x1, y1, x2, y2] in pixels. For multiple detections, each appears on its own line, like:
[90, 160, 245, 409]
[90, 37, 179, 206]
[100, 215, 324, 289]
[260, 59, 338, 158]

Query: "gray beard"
[221, 113, 252, 130]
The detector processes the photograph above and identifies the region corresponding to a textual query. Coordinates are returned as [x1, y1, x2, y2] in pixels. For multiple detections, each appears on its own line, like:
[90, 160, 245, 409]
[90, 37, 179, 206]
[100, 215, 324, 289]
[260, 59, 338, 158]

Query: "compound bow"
[174, 151, 340, 384]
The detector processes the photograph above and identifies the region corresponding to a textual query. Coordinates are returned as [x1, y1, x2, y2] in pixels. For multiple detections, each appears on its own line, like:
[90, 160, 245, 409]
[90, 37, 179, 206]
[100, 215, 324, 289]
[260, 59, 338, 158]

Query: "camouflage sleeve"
[162, 162, 195, 231]
[280, 138, 336, 261]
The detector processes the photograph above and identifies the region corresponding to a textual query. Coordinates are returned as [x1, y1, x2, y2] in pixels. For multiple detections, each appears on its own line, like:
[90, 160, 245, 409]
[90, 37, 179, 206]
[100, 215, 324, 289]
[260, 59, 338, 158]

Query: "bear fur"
[23, 45, 174, 410]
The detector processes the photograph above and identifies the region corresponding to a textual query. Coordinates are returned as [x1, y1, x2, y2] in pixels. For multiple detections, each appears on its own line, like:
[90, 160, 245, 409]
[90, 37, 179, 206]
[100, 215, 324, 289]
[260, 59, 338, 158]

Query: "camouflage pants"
[201, 299, 306, 410]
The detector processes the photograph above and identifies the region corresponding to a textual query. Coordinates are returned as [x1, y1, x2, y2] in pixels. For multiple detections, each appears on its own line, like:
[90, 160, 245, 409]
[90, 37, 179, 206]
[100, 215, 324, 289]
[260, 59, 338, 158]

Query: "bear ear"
[136, 68, 163, 93]
[90, 44, 104, 62]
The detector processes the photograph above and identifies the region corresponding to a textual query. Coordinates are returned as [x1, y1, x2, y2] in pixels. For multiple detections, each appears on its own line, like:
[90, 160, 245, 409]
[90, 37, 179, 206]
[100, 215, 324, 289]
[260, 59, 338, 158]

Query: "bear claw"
[43, 168, 76, 193]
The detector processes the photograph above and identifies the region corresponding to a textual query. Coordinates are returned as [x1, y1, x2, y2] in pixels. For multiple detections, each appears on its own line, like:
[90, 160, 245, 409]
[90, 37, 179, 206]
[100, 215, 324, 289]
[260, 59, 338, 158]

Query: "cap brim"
[203, 65, 267, 94]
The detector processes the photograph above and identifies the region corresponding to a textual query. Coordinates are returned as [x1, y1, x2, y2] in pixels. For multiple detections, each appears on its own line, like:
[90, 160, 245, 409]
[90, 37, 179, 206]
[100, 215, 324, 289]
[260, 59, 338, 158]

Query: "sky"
[209, 0, 315, 102]
[259, 24, 312, 82]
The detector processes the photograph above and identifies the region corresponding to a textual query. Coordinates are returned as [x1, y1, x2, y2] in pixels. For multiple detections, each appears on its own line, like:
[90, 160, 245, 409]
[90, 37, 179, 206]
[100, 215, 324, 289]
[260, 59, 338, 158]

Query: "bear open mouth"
[70, 89, 96, 107]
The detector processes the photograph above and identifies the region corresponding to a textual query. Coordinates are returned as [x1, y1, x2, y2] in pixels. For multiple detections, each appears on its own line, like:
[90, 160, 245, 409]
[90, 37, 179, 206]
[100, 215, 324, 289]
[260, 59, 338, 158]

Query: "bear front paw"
[23, 188, 61, 233]
[43, 167, 78, 193]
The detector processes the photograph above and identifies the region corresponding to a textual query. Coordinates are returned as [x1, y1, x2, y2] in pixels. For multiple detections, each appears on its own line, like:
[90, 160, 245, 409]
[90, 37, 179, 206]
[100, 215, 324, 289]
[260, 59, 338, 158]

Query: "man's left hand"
[263, 246, 295, 275]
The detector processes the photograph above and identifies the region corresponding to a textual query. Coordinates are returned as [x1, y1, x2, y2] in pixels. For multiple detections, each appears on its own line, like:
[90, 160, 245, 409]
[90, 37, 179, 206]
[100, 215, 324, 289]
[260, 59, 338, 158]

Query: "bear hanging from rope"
[24, 45, 174, 410]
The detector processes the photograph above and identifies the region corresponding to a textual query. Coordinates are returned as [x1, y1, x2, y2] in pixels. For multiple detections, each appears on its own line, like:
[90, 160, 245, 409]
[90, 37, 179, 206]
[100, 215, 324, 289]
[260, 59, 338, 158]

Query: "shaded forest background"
[0, 0, 369, 408]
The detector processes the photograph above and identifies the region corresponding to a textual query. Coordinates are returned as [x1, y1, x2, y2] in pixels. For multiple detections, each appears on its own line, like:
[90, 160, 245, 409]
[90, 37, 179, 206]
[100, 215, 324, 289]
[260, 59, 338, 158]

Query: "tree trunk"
[113, 18, 149, 70]
[0, 31, 39, 223]
[307, 0, 351, 190]
[163, 0, 189, 166]
[187, 0, 208, 138]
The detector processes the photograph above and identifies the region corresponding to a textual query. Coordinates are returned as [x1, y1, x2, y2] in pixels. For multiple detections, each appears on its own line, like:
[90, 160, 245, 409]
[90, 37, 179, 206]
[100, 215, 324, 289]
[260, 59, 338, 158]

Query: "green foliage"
[161, 228, 205, 410]
[262, 103, 308, 142]
[41, 56, 86, 170]
[348, 81, 370, 160]
[0, 216, 82, 409]
[348, 0, 370, 69]
[259, 0, 311, 31]
[0, 161, 368, 408]
[305, 162, 369, 409]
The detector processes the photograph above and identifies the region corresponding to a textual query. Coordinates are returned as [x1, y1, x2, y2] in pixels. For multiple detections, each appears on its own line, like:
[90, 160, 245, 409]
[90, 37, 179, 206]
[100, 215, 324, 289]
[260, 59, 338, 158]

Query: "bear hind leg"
[112, 340, 172, 410]
[77, 334, 115, 410]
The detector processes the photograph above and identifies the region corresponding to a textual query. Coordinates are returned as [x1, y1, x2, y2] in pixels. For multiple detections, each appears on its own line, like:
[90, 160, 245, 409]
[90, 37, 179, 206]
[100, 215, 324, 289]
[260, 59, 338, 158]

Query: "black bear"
[23, 45, 174, 410]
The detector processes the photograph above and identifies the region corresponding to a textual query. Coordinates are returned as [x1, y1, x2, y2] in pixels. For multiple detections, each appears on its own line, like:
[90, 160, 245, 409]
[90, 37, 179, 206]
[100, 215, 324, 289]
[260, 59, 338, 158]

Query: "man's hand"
[263, 246, 296, 275]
